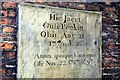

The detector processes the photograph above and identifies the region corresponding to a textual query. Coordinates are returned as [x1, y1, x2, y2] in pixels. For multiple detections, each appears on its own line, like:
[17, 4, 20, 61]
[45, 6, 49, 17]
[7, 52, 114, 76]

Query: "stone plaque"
[18, 3, 102, 78]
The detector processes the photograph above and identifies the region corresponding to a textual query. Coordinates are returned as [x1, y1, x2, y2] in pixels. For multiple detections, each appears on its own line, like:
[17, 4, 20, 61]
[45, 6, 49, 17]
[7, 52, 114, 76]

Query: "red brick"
[47, 2, 58, 6]
[76, 4, 86, 10]
[0, 68, 6, 74]
[108, 43, 119, 50]
[0, 42, 14, 50]
[2, 2, 16, 9]
[0, 18, 13, 25]
[105, 7, 115, 12]
[3, 26, 15, 33]
[103, 63, 117, 68]
[103, 57, 110, 61]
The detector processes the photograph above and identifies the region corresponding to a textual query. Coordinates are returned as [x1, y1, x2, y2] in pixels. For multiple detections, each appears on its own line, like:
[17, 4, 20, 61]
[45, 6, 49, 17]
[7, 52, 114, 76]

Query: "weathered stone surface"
[18, 3, 102, 78]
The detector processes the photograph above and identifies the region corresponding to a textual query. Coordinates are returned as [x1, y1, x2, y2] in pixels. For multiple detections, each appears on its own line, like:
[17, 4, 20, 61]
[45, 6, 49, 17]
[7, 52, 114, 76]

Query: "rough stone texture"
[18, 3, 102, 78]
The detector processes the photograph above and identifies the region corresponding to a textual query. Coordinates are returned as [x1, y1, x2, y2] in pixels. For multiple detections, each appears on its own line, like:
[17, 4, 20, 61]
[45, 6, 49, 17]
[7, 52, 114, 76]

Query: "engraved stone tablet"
[18, 3, 102, 78]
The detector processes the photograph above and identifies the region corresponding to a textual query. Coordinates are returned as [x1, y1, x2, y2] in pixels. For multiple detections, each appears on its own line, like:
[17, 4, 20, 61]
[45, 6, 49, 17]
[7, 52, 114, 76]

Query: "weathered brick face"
[0, 1, 119, 79]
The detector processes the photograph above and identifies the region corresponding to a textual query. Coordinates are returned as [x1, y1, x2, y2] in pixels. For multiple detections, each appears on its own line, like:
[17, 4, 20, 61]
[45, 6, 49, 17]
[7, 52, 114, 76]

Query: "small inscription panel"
[18, 3, 102, 78]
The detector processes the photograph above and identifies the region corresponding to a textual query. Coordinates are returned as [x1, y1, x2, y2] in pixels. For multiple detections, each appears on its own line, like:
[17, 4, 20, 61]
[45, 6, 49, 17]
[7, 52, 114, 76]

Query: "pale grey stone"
[18, 3, 102, 78]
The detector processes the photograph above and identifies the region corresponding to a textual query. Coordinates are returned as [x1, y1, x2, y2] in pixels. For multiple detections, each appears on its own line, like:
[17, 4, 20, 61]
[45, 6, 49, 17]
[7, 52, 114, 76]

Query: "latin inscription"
[18, 3, 102, 78]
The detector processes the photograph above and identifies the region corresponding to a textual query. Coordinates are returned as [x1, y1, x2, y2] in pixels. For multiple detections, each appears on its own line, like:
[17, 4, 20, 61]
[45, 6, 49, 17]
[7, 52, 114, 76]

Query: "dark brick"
[0, 9, 8, 16]
[47, 2, 58, 7]
[5, 52, 16, 59]
[58, 2, 68, 8]
[8, 9, 16, 17]
[87, 5, 100, 11]
[3, 36, 17, 41]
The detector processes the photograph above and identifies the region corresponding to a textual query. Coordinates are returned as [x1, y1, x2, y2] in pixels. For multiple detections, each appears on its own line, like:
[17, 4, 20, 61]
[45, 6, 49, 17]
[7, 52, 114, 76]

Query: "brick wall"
[0, 1, 120, 80]
[0, 2, 17, 79]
